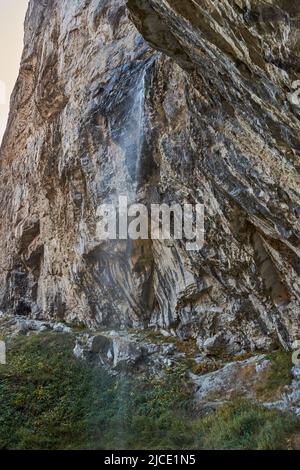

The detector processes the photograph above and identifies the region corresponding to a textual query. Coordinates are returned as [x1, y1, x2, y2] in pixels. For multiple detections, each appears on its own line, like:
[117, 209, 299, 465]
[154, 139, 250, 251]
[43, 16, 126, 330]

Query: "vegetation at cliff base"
[0, 332, 299, 450]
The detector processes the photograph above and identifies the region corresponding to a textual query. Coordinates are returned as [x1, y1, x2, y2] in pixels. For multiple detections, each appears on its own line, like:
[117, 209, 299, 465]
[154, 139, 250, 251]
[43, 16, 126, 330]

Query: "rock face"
[192, 355, 271, 402]
[0, 0, 300, 355]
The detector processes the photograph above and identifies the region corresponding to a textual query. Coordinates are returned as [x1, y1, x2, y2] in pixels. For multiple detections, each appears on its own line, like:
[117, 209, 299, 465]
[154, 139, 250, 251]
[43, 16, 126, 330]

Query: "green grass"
[0, 332, 299, 450]
[0, 332, 192, 450]
[255, 350, 293, 400]
[194, 399, 300, 450]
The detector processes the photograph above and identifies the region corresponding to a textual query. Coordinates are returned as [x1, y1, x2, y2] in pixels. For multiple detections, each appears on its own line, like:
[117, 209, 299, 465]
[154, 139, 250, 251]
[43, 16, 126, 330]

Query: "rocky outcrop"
[192, 355, 271, 401]
[78, 332, 146, 372]
[2, 311, 299, 417]
[0, 0, 300, 356]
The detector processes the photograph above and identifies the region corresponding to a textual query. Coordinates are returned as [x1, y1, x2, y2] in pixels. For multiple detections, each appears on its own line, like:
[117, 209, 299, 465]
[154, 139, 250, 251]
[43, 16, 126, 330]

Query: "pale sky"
[0, 0, 29, 143]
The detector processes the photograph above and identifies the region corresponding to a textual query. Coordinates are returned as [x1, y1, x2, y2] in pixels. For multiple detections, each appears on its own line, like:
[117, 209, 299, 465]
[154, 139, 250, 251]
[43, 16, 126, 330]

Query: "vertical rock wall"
[0, 0, 299, 354]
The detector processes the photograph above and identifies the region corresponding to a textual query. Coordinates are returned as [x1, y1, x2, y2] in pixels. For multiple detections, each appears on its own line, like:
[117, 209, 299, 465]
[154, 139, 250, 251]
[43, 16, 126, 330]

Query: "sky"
[0, 0, 29, 143]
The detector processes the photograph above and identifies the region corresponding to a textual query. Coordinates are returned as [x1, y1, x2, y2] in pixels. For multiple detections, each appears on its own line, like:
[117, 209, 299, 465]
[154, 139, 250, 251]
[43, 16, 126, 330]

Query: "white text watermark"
[96, 197, 205, 251]
[0, 341, 6, 365]
[292, 340, 300, 366]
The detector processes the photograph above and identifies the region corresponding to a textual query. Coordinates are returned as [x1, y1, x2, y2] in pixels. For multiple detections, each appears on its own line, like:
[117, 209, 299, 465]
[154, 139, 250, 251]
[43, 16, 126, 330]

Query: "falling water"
[133, 71, 146, 188]
[118, 69, 146, 195]
[109, 70, 148, 445]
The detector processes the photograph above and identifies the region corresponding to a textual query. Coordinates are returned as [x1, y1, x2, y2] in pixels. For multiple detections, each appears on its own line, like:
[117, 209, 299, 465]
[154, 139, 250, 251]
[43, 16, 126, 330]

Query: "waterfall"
[117, 69, 146, 196]
[132, 71, 146, 189]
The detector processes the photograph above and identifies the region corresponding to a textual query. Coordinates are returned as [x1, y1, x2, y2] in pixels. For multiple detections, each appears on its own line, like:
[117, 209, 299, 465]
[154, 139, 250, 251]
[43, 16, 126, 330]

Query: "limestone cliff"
[0, 0, 299, 356]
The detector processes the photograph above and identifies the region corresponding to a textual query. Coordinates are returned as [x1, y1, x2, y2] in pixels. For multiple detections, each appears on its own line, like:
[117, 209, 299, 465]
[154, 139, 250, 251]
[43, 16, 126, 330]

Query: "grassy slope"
[0, 332, 299, 450]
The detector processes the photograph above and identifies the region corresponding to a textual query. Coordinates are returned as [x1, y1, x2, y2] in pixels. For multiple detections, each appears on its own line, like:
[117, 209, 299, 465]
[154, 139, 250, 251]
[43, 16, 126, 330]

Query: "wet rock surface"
[77, 332, 146, 371]
[0, 0, 299, 356]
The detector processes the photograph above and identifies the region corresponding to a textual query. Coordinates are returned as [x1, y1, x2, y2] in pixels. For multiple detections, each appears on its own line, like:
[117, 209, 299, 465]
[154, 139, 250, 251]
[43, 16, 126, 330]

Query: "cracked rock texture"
[0, 0, 300, 355]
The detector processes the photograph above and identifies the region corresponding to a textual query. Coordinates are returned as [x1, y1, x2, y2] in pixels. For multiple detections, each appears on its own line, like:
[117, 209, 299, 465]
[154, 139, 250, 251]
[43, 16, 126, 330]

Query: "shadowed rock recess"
[0, 0, 299, 357]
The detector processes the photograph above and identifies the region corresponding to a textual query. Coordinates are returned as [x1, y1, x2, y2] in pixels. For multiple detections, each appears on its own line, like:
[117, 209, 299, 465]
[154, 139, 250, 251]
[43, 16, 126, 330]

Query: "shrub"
[194, 399, 300, 450]
[255, 350, 293, 400]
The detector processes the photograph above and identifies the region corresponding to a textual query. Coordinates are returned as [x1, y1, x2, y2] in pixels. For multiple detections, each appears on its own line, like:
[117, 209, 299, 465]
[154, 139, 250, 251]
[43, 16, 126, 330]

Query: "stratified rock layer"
[0, 0, 299, 354]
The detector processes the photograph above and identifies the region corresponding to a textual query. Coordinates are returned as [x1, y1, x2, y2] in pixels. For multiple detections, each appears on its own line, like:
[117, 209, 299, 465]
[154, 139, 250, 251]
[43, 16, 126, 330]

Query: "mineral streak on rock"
[0, 0, 299, 355]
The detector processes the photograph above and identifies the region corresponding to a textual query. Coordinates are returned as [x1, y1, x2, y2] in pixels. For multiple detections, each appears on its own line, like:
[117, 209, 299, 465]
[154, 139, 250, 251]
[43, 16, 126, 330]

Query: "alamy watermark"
[292, 341, 300, 366]
[0, 341, 6, 365]
[96, 196, 205, 251]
